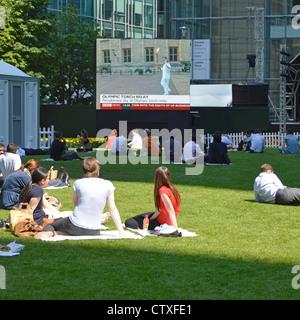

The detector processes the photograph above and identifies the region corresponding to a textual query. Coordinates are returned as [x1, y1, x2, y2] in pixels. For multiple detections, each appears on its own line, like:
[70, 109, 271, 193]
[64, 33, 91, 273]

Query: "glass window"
[145, 48, 154, 62]
[48, 0, 59, 10]
[144, 3, 153, 28]
[134, 0, 142, 26]
[104, 0, 113, 20]
[169, 47, 178, 62]
[81, 0, 93, 17]
[144, 29, 154, 38]
[123, 49, 131, 63]
[134, 27, 142, 38]
[103, 50, 111, 63]
[116, 23, 125, 38]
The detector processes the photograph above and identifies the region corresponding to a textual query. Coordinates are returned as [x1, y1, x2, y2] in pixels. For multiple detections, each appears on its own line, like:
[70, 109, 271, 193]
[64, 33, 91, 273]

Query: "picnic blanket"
[40, 230, 143, 241]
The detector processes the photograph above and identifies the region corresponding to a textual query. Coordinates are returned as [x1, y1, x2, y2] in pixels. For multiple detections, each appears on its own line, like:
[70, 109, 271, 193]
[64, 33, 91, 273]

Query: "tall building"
[48, 0, 157, 38]
[158, 0, 300, 121]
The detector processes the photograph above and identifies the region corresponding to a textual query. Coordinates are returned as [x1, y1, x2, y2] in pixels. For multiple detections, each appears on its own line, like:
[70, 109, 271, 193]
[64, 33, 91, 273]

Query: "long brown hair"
[19, 167, 49, 203]
[15, 159, 40, 176]
[154, 166, 180, 210]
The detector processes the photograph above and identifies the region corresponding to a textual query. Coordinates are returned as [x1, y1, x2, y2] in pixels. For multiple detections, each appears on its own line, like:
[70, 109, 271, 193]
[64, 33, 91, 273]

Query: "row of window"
[103, 47, 178, 63]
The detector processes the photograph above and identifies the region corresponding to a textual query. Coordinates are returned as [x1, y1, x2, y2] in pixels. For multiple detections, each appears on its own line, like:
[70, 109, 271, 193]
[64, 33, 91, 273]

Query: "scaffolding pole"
[279, 44, 287, 141]
[246, 7, 265, 83]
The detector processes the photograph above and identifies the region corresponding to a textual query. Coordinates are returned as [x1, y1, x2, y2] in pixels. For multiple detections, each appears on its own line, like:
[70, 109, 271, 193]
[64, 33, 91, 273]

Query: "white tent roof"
[0, 60, 30, 77]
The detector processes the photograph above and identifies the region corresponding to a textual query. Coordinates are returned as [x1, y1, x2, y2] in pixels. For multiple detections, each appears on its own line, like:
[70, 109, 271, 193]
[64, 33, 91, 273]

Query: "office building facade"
[158, 0, 300, 120]
[48, 0, 157, 38]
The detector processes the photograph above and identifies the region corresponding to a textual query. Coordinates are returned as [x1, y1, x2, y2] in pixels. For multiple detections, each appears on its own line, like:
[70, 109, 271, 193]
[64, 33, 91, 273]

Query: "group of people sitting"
[0, 140, 182, 238]
[104, 128, 234, 165]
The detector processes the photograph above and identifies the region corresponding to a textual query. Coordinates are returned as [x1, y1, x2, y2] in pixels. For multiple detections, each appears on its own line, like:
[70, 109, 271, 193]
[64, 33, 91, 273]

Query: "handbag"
[44, 192, 62, 210]
[48, 166, 58, 180]
[13, 218, 43, 237]
[9, 203, 33, 232]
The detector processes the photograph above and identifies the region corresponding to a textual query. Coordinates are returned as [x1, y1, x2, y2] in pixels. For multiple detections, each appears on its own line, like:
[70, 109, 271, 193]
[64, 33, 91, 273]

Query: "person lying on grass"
[35, 157, 124, 239]
[254, 163, 300, 205]
[19, 167, 71, 226]
[125, 166, 181, 230]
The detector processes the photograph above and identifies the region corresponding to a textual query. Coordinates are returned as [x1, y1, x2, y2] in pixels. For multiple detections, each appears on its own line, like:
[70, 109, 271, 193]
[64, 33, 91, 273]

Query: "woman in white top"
[35, 157, 124, 238]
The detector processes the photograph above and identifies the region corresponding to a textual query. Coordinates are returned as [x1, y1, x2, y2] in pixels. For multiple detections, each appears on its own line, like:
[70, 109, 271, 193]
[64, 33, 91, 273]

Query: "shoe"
[60, 167, 71, 186]
[0, 219, 9, 229]
[59, 167, 66, 179]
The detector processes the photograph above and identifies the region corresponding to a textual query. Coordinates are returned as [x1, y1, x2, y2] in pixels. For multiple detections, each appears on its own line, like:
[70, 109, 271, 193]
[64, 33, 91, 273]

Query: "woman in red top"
[125, 166, 181, 230]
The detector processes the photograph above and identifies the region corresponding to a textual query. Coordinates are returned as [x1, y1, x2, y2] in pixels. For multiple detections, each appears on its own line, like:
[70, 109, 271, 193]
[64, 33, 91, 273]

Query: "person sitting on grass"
[254, 163, 300, 205]
[279, 129, 300, 154]
[35, 157, 124, 239]
[50, 131, 83, 161]
[206, 132, 231, 165]
[0, 160, 70, 213]
[77, 129, 93, 153]
[125, 166, 181, 231]
[19, 167, 70, 226]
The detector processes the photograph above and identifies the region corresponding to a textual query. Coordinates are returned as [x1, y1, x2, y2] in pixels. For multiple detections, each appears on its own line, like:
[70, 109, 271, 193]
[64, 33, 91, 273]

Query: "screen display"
[96, 39, 191, 110]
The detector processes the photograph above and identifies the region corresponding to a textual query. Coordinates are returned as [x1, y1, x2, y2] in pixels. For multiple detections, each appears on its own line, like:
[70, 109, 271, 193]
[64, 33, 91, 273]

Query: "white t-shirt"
[70, 177, 116, 230]
[182, 141, 204, 163]
[161, 62, 171, 79]
[254, 172, 285, 203]
[128, 134, 142, 149]
[0, 153, 22, 180]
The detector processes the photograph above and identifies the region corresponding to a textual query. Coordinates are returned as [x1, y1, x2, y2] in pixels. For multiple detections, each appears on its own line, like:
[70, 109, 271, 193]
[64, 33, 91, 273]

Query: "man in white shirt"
[128, 129, 142, 155]
[254, 163, 300, 205]
[160, 57, 171, 95]
[0, 143, 22, 180]
[221, 132, 234, 150]
[248, 129, 265, 153]
[182, 136, 205, 164]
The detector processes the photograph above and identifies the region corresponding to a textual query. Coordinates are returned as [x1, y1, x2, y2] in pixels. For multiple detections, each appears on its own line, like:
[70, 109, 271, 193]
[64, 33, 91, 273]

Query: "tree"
[0, 0, 51, 78]
[43, 5, 100, 105]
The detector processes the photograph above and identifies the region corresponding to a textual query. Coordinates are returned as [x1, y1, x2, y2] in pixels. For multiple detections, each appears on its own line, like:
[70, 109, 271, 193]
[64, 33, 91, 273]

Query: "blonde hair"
[82, 157, 101, 178]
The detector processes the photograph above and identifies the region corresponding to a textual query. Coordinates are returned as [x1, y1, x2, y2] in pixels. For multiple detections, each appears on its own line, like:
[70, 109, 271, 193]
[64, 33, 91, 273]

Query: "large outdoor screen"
[96, 39, 191, 110]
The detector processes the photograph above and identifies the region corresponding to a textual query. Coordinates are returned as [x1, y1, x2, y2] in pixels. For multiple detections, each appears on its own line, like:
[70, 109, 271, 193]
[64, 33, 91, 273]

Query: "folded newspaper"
[0, 241, 25, 257]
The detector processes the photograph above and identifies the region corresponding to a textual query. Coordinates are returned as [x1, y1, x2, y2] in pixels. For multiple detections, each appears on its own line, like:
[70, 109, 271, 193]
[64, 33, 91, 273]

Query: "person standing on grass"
[254, 163, 300, 205]
[125, 166, 181, 230]
[35, 157, 124, 239]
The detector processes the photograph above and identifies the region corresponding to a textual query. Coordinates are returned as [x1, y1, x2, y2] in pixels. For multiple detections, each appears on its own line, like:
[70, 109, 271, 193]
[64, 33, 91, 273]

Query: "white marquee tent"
[0, 60, 40, 149]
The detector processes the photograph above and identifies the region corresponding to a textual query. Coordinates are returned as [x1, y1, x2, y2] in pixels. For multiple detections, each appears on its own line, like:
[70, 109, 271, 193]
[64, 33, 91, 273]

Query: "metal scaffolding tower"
[247, 7, 265, 83]
[279, 44, 288, 140]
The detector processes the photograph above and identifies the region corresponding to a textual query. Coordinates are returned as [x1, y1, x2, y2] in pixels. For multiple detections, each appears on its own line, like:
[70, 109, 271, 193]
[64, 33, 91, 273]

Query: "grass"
[1, 149, 300, 300]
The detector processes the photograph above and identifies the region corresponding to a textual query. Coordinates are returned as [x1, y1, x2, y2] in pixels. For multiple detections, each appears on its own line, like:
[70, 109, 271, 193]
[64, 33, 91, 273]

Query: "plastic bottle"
[143, 215, 149, 231]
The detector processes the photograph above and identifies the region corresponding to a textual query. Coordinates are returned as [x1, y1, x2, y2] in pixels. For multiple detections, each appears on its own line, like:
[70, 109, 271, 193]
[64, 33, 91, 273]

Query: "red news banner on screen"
[100, 94, 190, 110]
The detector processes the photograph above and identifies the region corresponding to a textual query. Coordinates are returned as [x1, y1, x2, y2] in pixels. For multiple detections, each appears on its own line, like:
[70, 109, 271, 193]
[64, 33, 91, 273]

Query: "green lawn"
[1, 149, 300, 300]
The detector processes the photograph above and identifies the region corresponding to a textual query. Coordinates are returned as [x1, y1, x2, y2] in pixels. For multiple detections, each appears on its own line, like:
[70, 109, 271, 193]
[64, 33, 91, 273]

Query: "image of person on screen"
[160, 57, 171, 95]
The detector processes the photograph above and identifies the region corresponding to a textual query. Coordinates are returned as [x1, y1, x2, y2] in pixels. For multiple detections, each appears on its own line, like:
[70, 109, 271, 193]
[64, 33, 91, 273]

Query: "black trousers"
[44, 217, 100, 236]
[125, 212, 160, 230]
[275, 188, 300, 206]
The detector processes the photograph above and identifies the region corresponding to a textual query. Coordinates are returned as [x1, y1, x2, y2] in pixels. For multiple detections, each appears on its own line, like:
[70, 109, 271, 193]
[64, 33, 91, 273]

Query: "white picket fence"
[37, 126, 298, 150]
[205, 132, 300, 148]
[39, 125, 54, 149]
